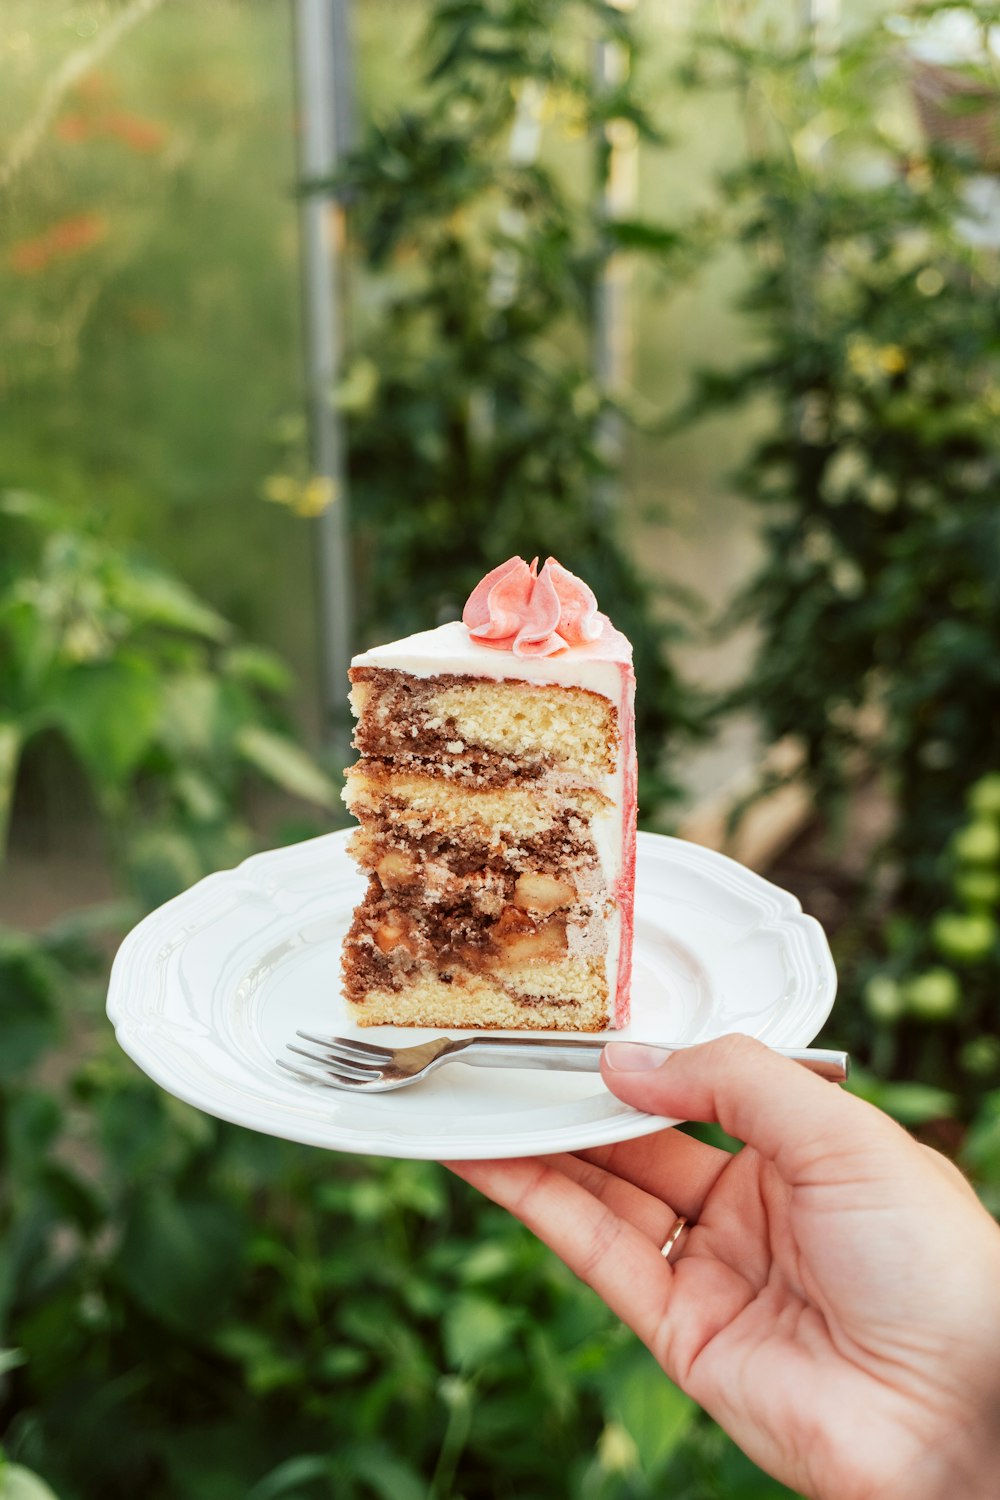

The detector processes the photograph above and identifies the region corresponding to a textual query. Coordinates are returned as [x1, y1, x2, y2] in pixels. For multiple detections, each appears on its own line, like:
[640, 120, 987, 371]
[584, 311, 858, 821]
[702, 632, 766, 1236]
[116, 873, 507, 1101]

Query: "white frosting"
[352, 620, 629, 704]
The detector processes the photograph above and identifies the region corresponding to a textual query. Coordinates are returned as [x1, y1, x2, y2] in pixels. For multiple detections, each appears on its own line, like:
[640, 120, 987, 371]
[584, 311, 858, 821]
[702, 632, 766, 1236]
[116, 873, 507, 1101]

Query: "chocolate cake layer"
[348, 807, 603, 883]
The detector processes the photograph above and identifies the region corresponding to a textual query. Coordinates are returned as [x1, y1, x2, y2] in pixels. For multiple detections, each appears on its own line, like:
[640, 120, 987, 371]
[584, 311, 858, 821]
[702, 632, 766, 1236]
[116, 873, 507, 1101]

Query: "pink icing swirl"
[462, 556, 606, 657]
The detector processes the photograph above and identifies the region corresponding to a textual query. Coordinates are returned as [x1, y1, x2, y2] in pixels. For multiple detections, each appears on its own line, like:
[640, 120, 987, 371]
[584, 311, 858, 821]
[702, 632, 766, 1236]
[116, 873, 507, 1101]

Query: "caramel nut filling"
[374, 911, 418, 956]
[511, 872, 576, 914]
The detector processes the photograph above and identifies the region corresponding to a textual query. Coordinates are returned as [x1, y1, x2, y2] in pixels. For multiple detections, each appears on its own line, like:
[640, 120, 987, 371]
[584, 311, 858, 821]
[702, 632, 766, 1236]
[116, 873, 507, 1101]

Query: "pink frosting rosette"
[462, 557, 607, 657]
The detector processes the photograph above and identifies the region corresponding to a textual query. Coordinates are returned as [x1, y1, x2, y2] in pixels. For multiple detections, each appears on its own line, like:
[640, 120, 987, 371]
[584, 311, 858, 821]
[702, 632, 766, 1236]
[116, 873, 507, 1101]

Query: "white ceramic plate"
[107, 829, 837, 1160]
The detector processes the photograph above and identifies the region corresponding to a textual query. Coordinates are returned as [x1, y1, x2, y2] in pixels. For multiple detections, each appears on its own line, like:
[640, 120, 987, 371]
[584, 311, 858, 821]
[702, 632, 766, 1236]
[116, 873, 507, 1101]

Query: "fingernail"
[604, 1042, 669, 1072]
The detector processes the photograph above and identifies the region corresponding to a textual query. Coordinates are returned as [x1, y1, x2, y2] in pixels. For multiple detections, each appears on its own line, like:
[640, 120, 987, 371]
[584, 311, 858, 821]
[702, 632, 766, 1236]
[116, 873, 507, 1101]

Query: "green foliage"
[858, 772, 1000, 1118]
[289, 0, 705, 814]
[680, 5, 1000, 906]
[0, 1456, 62, 1500]
[0, 493, 336, 905]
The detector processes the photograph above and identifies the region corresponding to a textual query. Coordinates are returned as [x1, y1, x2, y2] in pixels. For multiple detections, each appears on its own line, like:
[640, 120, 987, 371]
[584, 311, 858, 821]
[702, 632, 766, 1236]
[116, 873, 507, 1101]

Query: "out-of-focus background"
[2, 2, 1000, 1497]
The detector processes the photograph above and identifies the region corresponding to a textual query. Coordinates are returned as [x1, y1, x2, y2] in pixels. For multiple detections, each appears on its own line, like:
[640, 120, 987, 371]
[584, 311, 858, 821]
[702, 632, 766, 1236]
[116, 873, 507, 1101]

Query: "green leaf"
[4, 1089, 61, 1179]
[600, 1342, 697, 1473]
[442, 1294, 516, 1369]
[235, 725, 337, 809]
[0, 489, 63, 527]
[848, 1075, 958, 1126]
[606, 218, 683, 254]
[117, 1189, 246, 1335]
[39, 1162, 106, 1235]
[173, 769, 227, 823]
[158, 672, 228, 758]
[49, 658, 162, 791]
[114, 566, 231, 642]
[341, 1446, 425, 1500]
[220, 646, 294, 696]
[0, 940, 60, 1080]
[0, 1464, 64, 1500]
[245, 1456, 332, 1500]
[0, 1347, 28, 1377]
[126, 827, 206, 908]
[98, 1078, 175, 1180]
[962, 1090, 1000, 1185]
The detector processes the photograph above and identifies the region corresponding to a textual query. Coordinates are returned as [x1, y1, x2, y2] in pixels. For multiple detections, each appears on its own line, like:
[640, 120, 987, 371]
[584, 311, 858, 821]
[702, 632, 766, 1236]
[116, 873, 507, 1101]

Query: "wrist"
[879, 1403, 1000, 1500]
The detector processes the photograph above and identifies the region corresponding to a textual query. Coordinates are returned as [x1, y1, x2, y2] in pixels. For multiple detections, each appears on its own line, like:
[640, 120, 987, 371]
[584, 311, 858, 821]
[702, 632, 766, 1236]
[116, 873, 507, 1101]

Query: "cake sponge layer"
[346, 959, 609, 1032]
[350, 669, 618, 782]
[344, 768, 610, 842]
[429, 681, 615, 770]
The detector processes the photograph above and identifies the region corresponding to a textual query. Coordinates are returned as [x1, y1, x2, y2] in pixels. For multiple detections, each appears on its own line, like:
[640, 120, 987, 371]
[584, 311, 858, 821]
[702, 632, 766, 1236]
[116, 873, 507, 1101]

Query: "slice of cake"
[341, 556, 637, 1031]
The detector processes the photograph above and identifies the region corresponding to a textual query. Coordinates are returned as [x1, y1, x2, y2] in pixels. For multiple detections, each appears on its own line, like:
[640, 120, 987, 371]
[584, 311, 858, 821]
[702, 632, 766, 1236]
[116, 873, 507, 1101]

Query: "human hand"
[446, 1035, 1000, 1500]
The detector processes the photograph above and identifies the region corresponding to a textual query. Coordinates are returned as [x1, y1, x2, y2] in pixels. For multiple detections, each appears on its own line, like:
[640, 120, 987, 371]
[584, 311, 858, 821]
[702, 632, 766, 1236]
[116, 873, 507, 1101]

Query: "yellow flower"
[877, 344, 907, 375]
[597, 1421, 639, 1474]
[846, 336, 879, 381]
[916, 266, 945, 298]
[846, 336, 906, 383]
[262, 474, 300, 508]
[297, 476, 338, 516]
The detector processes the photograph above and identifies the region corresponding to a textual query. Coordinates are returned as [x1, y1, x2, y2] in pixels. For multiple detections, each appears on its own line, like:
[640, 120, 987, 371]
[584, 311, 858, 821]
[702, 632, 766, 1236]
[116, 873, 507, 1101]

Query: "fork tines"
[295, 1031, 392, 1061]
[285, 1045, 372, 1082]
[281, 1033, 388, 1088]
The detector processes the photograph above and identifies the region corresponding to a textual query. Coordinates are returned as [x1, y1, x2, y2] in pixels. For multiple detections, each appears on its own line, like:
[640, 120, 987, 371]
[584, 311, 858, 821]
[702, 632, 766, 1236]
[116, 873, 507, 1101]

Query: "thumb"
[602, 1034, 899, 1185]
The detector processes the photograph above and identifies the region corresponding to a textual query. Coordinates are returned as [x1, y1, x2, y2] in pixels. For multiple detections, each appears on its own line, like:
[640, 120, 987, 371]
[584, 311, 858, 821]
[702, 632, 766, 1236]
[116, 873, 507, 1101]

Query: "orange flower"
[55, 114, 94, 143]
[124, 302, 166, 332]
[48, 213, 108, 253]
[102, 111, 167, 154]
[8, 239, 51, 274]
[8, 213, 109, 275]
[74, 71, 111, 103]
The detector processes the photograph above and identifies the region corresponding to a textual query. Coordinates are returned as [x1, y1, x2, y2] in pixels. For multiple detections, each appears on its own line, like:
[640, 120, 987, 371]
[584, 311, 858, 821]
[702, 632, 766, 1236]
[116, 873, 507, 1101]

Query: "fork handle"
[459, 1038, 849, 1083]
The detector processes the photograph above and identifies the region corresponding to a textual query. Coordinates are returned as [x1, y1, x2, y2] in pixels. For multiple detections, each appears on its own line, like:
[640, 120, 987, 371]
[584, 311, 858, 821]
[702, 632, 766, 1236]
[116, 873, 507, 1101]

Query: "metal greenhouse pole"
[801, 0, 841, 64]
[292, 0, 354, 751]
[593, 0, 638, 513]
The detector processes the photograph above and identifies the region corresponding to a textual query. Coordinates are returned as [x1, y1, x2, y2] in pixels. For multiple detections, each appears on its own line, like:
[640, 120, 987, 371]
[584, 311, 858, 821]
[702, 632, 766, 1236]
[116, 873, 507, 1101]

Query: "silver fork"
[278, 1032, 850, 1093]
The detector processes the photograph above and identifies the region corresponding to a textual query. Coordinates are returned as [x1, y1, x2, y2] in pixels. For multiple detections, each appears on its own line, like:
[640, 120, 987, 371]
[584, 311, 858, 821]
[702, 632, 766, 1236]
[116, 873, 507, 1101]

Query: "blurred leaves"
[0, 494, 335, 893]
[0, 934, 60, 1083]
[596, 1341, 697, 1474]
[116, 1188, 246, 1335]
[674, 9, 1000, 1116]
[858, 773, 1000, 1118]
[0, 1462, 63, 1500]
[235, 727, 338, 813]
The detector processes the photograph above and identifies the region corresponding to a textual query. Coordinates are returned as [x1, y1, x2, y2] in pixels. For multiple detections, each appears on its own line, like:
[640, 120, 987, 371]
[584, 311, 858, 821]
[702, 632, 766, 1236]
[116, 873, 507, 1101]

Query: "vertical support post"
[801, 0, 841, 72]
[293, 0, 354, 751]
[593, 0, 638, 513]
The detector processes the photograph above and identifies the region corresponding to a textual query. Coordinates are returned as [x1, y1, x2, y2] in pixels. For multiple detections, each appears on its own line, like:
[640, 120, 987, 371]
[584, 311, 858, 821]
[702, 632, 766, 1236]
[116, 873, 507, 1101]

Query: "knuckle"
[578, 1205, 625, 1283]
